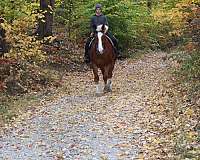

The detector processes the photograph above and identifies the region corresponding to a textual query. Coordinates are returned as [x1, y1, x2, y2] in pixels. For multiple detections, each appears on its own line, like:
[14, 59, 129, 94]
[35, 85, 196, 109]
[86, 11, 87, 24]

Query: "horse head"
[95, 24, 108, 54]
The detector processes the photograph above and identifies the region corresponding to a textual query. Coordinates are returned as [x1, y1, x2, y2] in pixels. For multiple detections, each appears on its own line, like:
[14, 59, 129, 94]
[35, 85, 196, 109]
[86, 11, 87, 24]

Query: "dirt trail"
[0, 52, 174, 159]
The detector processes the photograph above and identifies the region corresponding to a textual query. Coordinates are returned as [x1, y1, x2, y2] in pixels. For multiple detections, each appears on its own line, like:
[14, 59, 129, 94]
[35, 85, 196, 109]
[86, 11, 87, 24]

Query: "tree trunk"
[36, 0, 55, 38]
[0, 18, 9, 56]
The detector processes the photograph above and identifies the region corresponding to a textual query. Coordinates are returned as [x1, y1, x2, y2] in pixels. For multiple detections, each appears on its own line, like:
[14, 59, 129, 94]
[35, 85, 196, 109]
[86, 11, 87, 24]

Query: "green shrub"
[181, 51, 200, 81]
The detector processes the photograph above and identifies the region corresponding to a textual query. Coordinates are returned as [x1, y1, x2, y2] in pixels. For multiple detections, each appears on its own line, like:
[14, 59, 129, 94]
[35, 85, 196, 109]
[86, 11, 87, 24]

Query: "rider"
[84, 4, 121, 64]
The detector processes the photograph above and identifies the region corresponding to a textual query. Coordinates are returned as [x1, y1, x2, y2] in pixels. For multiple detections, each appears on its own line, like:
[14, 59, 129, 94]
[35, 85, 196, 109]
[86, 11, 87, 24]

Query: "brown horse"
[89, 24, 117, 95]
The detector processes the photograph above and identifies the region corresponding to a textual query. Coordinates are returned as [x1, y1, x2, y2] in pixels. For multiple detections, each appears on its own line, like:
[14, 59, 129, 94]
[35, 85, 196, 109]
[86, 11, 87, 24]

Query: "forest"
[0, 0, 199, 159]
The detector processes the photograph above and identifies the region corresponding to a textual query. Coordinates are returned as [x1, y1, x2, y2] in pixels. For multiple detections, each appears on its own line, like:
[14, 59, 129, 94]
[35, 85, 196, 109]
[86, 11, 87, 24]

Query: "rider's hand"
[104, 25, 108, 34]
[90, 32, 94, 37]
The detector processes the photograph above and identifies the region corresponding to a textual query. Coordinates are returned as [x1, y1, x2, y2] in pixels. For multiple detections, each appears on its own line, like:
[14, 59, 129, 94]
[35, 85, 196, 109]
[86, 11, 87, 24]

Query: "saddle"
[89, 35, 115, 49]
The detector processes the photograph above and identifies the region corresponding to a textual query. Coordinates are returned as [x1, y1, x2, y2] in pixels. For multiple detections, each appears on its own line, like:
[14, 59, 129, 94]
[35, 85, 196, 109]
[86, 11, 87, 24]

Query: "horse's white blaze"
[96, 83, 101, 94]
[97, 32, 104, 54]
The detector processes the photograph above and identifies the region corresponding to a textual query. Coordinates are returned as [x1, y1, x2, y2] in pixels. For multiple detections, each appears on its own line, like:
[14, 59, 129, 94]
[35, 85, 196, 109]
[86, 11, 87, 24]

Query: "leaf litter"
[0, 52, 199, 159]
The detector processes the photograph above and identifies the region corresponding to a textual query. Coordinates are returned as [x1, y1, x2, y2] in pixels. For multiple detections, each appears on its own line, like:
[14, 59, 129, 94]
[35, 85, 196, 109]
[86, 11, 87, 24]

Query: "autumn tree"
[55, 0, 85, 39]
[36, 0, 55, 38]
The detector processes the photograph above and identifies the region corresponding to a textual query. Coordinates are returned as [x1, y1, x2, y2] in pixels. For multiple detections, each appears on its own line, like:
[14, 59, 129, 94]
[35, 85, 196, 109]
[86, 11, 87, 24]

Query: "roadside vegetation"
[0, 0, 199, 158]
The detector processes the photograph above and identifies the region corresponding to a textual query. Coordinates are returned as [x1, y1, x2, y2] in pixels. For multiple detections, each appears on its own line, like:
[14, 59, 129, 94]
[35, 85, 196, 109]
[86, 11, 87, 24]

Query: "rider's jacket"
[90, 14, 108, 32]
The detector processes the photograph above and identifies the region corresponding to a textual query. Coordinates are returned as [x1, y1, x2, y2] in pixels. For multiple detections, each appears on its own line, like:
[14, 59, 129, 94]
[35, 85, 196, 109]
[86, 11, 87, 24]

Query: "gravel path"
[0, 52, 171, 160]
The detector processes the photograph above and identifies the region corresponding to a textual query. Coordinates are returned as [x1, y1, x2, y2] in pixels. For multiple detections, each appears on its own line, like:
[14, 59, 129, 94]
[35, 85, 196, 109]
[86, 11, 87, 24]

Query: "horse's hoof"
[96, 92, 102, 97]
[104, 86, 112, 93]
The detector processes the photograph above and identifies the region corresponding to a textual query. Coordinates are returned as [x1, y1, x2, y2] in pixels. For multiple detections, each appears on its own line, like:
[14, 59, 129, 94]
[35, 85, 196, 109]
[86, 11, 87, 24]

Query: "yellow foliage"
[185, 108, 194, 117]
[151, 0, 197, 49]
[152, 6, 186, 37]
[5, 17, 46, 63]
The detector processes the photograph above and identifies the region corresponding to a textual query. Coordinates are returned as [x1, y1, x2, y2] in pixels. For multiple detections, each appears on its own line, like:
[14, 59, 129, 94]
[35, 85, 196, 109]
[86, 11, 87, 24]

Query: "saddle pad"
[89, 38, 95, 48]
[105, 35, 115, 47]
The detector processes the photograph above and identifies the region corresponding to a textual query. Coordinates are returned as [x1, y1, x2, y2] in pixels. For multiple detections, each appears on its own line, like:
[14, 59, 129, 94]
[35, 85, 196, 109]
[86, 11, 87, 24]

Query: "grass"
[170, 49, 200, 159]
[179, 50, 200, 99]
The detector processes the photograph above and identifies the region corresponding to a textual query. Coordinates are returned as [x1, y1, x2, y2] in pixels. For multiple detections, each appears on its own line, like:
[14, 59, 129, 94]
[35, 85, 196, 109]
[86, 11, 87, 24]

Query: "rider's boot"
[84, 52, 90, 64]
[114, 47, 122, 59]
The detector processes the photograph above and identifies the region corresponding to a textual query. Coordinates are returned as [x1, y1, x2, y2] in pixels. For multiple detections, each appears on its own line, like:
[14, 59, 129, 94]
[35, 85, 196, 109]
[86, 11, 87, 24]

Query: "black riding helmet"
[95, 4, 102, 10]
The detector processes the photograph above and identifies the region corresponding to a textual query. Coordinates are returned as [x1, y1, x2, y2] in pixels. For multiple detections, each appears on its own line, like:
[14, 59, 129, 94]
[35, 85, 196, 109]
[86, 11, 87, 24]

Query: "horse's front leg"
[103, 65, 112, 93]
[92, 64, 101, 96]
